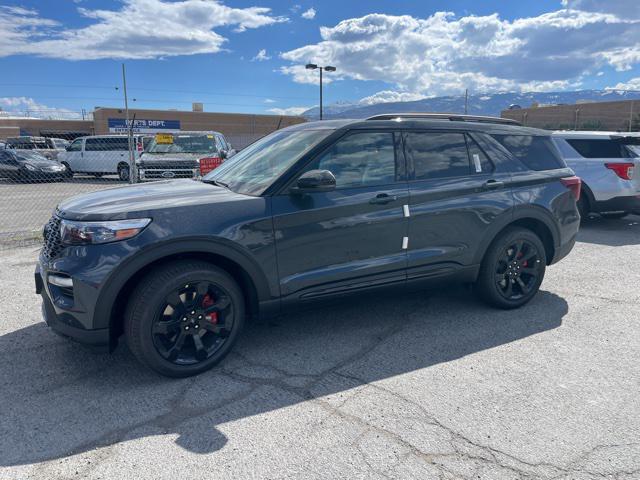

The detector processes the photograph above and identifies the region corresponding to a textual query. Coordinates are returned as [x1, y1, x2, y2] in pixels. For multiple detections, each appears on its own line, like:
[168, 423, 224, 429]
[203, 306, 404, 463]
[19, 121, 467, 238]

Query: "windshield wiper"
[202, 179, 230, 189]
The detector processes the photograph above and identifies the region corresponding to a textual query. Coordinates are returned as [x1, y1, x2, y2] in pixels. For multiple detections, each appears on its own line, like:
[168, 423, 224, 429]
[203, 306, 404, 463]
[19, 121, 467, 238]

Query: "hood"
[57, 179, 251, 220]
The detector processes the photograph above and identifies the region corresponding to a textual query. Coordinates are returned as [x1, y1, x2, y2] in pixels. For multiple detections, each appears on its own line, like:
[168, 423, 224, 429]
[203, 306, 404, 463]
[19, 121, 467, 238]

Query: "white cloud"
[0, 97, 82, 119]
[263, 98, 276, 103]
[608, 77, 640, 91]
[301, 8, 316, 20]
[0, 1, 287, 60]
[281, 8, 640, 97]
[252, 48, 271, 61]
[267, 106, 309, 115]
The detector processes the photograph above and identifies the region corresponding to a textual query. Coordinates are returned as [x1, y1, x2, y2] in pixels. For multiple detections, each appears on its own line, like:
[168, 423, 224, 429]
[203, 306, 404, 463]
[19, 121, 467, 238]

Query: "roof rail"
[365, 113, 521, 126]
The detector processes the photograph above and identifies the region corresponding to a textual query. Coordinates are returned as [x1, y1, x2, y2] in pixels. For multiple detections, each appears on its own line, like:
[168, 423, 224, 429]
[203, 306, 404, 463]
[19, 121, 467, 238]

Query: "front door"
[403, 130, 514, 279]
[272, 131, 409, 299]
[61, 138, 83, 171]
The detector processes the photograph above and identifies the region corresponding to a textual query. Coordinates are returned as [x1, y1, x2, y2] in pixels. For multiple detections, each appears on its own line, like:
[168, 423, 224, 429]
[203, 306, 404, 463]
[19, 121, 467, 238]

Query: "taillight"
[605, 162, 635, 180]
[199, 157, 223, 176]
[560, 176, 581, 201]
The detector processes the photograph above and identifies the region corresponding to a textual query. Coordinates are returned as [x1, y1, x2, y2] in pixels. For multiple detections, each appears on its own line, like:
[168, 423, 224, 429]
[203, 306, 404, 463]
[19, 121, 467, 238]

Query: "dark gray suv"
[36, 115, 581, 377]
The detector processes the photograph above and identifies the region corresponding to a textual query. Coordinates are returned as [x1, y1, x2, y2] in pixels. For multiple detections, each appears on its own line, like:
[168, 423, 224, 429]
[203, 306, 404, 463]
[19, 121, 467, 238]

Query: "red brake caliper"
[202, 294, 218, 324]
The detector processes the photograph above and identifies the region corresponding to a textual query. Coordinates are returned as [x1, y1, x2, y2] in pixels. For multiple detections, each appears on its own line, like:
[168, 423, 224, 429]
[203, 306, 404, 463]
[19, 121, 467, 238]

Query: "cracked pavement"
[0, 215, 639, 479]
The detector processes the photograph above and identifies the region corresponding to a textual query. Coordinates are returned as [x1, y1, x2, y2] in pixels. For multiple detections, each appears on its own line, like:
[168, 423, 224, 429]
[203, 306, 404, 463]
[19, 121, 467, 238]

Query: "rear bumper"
[593, 195, 640, 213]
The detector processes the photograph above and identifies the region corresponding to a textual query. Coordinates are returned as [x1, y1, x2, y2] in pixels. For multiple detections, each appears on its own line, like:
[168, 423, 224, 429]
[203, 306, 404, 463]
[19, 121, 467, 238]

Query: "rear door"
[404, 130, 513, 278]
[272, 130, 409, 298]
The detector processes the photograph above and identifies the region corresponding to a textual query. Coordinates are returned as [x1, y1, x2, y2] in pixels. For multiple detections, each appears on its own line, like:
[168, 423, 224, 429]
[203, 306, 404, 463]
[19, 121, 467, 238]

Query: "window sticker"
[473, 153, 482, 173]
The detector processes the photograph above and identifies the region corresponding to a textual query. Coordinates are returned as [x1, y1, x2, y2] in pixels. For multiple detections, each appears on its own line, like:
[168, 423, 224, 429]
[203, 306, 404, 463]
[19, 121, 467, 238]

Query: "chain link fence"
[0, 129, 263, 249]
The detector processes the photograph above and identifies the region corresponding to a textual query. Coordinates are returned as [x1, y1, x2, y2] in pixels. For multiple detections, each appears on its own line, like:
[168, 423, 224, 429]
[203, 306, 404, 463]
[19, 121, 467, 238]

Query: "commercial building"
[0, 107, 306, 149]
[501, 99, 639, 131]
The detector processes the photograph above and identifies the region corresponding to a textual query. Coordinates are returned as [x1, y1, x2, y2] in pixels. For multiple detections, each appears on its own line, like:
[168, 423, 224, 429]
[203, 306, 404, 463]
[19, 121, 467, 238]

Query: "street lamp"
[306, 63, 337, 120]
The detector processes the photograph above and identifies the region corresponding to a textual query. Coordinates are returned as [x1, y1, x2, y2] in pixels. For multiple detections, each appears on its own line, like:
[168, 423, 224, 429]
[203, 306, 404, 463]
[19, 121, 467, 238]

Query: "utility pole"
[629, 101, 635, 132]
[320, 67, 323, 120]
[464, 89, 468, 114]
[121, 63, 136, 184]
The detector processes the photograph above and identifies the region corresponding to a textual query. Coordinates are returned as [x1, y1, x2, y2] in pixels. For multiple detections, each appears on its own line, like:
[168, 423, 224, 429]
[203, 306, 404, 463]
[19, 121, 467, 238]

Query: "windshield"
[16, 151, 49, 162]
[146, 134, 218, 154]
[203, 129, 330, 196]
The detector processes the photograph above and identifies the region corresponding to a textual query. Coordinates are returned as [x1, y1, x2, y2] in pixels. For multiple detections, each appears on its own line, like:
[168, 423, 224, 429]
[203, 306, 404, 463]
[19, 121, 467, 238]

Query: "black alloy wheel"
[152, 281, 234, 365]
[125, 261, 245, 377]
[494, 240, 543, 301]
[476, 227, 546, 309]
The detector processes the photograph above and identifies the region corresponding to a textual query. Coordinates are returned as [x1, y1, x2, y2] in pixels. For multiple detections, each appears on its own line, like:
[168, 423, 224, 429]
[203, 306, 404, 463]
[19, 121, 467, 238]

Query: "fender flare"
[472, 206, 560, 265]
[92, 236, 273, 330]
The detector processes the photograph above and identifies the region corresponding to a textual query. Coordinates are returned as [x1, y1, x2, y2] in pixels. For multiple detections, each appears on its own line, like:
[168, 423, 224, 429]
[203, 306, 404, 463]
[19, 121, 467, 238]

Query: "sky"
[0, 0, 639, 119]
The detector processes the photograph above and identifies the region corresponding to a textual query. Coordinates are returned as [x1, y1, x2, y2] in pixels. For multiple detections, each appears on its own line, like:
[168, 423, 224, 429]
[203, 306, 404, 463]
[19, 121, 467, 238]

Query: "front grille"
[42, 215, 63, 260]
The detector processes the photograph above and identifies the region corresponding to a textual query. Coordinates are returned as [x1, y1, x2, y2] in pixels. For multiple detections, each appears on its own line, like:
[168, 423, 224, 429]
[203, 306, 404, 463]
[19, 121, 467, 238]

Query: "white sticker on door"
[473, 153, 482, 173]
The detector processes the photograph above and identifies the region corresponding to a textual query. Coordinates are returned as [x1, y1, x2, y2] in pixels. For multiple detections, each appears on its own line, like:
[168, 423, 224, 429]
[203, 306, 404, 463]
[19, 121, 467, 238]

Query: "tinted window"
[86, 137, 129, 151]
[492, 135, 564, 171]
[405, 132, 469, 180]
[308, 132, 397, 188]
[565, 139, 632, 159]
[466, 135, 493, 174]
[67, 139, 83, 152]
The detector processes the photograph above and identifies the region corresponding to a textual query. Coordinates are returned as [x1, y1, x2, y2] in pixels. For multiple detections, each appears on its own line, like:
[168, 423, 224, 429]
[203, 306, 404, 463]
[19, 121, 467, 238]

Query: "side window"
[405, 132, 470, 180]
[67, 139, 83, 152]
[105, 137, 129, 151]
[466, 134, 493, 174]
[491, 134, 565, 171]
[552, 138, 580, 159]
[306, 132, 397, 188]
[565, 139, 631, 159]
[84, 138, 101, 152]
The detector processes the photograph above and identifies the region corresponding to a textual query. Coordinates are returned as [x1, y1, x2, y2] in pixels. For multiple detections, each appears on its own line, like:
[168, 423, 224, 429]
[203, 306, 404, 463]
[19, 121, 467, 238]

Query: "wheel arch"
[474, 208, 559, 267]
[93, 238, 272, 349]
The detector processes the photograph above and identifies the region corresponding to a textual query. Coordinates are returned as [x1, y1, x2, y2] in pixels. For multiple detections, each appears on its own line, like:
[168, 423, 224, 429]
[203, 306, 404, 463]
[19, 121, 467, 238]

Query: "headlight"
[60, 218, 151, 245]
[24, 164, 38, 171]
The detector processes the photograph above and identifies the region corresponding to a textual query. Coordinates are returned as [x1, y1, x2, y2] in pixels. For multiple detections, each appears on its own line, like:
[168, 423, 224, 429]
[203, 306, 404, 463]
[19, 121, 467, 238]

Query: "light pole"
[305, 63, 336, 120]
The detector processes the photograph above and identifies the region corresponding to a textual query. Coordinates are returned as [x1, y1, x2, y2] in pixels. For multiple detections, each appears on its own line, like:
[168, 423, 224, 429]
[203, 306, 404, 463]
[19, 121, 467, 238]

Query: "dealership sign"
[108, 118, 181, 133]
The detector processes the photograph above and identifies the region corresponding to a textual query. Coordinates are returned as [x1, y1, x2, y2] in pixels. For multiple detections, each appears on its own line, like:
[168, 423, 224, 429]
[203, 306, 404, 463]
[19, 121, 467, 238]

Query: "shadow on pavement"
[0, 287, 568, 466]
[577, 214, 640, 247]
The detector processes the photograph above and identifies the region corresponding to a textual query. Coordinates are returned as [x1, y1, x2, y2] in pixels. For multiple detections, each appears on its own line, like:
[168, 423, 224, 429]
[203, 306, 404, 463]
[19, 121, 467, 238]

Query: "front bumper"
[593, 195, 640, 213]
[35, 262, 109, 349]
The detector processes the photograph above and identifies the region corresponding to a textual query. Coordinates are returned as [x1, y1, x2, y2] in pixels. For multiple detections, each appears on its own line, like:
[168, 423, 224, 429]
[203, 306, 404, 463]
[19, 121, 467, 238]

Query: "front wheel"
[476, 227, 546, 309]
[117, 164, 130, 182]
[125, 261, 245, 377]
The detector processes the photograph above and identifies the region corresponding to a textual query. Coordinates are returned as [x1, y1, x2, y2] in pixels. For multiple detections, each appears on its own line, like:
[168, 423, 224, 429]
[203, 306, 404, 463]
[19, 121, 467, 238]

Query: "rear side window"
[492, 135, 564, 171]
[405, 132, 469, 180]
[564, 139, 632, 159]
[86, 137, 130, 151]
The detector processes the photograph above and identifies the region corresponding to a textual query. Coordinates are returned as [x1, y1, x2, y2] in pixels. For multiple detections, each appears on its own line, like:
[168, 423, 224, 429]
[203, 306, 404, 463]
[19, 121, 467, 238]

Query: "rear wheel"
[125, 261, 245, 377]
[476, 227, 546, 309]
[117, 163, 130, 182]
[600, 212, 628, 220]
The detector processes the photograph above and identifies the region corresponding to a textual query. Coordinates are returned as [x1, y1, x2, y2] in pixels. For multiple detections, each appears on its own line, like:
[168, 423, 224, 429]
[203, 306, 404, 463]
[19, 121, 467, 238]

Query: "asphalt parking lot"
[1, 215, 639, 479]
[0, 177, 123, 242]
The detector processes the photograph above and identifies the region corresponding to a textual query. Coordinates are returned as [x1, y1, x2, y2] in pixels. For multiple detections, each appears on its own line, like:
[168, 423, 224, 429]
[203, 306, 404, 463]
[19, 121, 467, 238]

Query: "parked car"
[137, 131, 235, 181]
[4, 136, 59, 160]
[57, 135, 150, 180]
[0, 149, 67, 182]
[50, 137, 70, 151]
[36, 115, 580, 377]
[552, 131, 640, 219]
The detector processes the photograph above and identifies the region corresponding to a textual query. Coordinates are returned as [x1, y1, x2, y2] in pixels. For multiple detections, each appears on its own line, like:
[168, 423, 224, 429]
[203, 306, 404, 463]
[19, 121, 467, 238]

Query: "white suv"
[552, 131, 640, 219]
[58, 135, 150, 181]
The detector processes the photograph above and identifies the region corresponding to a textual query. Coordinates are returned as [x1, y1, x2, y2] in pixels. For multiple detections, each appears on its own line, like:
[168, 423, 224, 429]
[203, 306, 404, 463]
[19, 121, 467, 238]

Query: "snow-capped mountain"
[302, 90, 640, 120]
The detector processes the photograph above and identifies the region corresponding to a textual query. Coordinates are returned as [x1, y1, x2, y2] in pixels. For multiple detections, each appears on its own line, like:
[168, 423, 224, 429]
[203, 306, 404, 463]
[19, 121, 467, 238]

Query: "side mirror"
[293, 169, 336, 193]
[219, 150, 227, 159]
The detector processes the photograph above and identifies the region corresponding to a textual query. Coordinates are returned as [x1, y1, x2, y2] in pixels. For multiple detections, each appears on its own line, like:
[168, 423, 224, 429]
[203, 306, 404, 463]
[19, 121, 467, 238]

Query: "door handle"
[483, 180, 504, 190]
[369, 193, 397, 205]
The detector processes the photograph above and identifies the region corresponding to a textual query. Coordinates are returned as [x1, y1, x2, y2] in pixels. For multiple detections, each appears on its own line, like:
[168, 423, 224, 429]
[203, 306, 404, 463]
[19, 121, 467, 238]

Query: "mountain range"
[302, 89, 640, 120]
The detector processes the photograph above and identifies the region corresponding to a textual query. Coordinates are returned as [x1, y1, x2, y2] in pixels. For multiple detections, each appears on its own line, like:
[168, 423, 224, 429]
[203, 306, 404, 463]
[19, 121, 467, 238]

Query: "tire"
[124, 261, 245, 377]
[61, 162, 73, 179]
[577, 194, 590, 221]
[117, 164, 130, 182]
[600, 212, 628, 220]
[476, 227, 546, 309]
